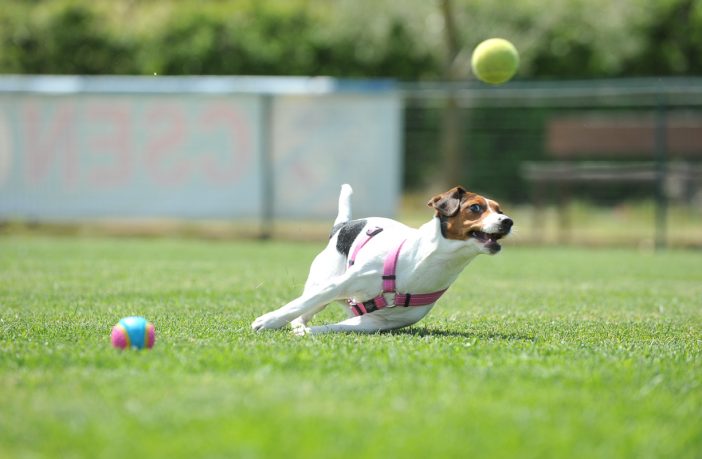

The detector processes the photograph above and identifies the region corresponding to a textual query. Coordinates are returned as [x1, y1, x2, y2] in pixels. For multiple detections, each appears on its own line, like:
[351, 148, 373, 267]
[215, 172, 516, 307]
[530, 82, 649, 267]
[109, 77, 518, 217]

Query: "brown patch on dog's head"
[427, 186, 509, 245]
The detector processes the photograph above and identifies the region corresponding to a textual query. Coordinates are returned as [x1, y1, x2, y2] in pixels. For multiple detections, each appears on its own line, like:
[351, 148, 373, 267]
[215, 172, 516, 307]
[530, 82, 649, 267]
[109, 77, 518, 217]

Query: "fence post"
[259, 94, 274, 240]
[654, 89, 668, 250]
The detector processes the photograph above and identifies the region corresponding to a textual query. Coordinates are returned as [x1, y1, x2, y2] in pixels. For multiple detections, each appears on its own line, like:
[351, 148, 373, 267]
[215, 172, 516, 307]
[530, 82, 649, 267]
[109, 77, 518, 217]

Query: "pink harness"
[347, 227, 448, 316]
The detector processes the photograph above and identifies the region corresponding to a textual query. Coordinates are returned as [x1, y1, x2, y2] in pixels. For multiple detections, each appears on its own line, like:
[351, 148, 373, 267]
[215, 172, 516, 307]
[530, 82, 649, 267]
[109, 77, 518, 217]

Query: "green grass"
[1, 236, 700, 459]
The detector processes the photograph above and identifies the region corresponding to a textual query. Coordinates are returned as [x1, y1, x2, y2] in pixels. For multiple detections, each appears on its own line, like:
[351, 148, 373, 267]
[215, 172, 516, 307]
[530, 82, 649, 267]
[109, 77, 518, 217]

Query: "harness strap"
[382, 239, 405, 292]
[347, 233, 448, 317]
[348, 226, 383, 267]
[395, 290, 447, 307]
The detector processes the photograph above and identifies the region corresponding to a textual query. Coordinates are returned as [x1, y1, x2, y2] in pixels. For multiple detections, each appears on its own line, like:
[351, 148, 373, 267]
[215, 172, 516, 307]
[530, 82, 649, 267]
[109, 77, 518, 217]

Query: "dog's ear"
[427, 186, 467, 217]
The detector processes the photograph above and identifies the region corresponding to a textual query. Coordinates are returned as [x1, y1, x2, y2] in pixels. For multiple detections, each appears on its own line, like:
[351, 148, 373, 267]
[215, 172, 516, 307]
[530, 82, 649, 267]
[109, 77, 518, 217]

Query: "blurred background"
[0, 0, 701, 248]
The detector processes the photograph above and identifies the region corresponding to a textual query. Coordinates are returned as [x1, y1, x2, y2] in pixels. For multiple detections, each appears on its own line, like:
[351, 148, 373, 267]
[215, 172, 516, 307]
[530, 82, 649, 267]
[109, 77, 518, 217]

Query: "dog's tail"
[334, 184, 353, 226]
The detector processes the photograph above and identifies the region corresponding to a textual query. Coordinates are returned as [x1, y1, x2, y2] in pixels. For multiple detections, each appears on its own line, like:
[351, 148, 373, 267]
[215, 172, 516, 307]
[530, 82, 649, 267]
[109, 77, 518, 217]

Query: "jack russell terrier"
[252, 184, 513, 335]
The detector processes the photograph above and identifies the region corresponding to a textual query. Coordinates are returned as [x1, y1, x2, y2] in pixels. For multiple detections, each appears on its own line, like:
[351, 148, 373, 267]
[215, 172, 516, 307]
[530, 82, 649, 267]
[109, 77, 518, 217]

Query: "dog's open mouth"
[469, 230, 507, 253]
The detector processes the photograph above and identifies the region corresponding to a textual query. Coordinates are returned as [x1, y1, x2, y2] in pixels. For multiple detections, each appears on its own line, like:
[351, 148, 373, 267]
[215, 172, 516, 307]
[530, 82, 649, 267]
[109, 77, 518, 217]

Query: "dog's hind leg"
[253, 183, 356, 332]
[290, 305, 328, 329]
[293, 305, 433, 336]
[252, 271, 357, 331]
[289, 245, 347, 328]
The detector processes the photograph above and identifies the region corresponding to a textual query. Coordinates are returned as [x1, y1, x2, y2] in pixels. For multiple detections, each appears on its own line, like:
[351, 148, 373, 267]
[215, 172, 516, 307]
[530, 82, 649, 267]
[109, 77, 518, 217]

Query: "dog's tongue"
[474, 231, 497, 242]
[472, 231, 502, 252]
[473, 231, 488, 242]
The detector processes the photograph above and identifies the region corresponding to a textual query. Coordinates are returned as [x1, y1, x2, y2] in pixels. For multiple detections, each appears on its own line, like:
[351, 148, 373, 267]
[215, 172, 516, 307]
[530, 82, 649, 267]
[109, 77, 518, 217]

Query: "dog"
[252, 184, 513, 335]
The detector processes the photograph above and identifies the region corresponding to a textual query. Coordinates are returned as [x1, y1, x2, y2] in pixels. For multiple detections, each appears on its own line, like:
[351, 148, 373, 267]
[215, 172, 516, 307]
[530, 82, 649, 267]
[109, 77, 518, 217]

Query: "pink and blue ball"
[111, 316, 155, 350]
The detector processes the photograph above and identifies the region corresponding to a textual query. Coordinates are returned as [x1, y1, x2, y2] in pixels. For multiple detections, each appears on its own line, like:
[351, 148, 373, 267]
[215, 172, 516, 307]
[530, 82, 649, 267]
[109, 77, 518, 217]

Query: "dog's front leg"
[294, 307, 430, 336]
[293, 314, 393, 335]
[252, 275, 353, 332]
[294, 305, 434, 335]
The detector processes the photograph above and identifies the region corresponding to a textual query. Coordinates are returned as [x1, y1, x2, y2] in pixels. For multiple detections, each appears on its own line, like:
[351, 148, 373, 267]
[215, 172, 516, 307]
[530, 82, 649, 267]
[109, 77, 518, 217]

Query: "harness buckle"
[382, 292, 397, 308]
[366, 226, 383, 237]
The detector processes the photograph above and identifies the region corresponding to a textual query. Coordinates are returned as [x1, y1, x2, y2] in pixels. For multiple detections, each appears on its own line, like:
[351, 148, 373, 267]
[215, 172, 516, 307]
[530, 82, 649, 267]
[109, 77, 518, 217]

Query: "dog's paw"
[251, 313, 289, 332]
[291, 321, 311, 336]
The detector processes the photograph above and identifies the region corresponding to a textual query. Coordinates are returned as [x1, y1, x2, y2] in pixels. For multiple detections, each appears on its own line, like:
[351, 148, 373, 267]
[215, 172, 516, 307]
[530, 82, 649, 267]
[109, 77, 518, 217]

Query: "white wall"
[0, 76, 402, 221]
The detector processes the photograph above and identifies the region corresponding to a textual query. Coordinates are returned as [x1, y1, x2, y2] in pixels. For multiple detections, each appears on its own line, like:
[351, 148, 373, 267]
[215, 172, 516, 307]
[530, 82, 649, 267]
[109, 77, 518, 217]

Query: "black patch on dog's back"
[329, 222, 343, 239]
[333, 219, 367, 257]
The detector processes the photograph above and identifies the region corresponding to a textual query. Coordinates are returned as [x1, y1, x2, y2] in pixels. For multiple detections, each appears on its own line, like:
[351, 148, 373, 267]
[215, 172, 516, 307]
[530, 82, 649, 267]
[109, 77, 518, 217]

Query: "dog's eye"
[469, 204, 483, 213]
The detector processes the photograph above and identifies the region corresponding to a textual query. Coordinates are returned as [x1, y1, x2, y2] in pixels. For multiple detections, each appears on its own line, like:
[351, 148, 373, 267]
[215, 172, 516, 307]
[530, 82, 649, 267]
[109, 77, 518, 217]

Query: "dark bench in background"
[522, 113, 702, 246]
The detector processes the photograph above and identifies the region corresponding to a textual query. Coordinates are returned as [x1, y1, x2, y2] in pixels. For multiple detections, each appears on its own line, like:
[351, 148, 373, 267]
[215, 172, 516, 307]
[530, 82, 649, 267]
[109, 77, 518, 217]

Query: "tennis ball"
[111, 316, 155, 350]
[471, 38, 519, 85]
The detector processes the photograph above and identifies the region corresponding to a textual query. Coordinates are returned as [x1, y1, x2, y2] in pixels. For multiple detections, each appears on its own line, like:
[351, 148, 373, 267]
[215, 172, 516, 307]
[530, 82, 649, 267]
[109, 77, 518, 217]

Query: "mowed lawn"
[0, 236, 700, 459]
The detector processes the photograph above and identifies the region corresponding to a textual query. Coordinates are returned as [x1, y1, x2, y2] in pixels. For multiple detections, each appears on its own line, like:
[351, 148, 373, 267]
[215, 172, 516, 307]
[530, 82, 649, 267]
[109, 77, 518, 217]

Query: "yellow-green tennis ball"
[471, 38, 519, 85]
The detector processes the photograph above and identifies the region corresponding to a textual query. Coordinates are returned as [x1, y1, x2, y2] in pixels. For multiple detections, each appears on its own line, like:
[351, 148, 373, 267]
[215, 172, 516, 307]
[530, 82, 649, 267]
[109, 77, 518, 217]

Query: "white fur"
[252, 184, 509, 335]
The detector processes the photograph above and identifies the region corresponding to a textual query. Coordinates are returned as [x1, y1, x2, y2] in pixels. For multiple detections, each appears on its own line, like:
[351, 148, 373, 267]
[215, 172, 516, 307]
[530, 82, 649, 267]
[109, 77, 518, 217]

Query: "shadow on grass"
[388, 326, 537, 342]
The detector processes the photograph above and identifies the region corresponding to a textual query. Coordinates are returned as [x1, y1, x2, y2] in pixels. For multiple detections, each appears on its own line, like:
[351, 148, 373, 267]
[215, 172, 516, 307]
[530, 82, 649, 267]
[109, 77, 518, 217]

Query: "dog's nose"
[501, 218, 513, 231]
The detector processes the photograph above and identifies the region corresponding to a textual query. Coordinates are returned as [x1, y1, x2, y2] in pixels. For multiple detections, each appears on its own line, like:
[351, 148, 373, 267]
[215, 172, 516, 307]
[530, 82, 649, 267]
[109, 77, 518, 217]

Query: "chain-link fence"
[2, 76, 701, 247]
[403, 78, 702, 248]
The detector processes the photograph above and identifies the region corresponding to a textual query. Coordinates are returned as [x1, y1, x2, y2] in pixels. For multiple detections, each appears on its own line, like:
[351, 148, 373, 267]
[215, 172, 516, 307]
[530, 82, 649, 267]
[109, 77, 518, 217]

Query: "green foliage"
[623, 0, 702, 75]
[0, 0, 700, 79]
[0, 0, 440, 78]
[147, 10, 309, 75]
[1, 236, 701, 458]
[0, 3, 137, 74]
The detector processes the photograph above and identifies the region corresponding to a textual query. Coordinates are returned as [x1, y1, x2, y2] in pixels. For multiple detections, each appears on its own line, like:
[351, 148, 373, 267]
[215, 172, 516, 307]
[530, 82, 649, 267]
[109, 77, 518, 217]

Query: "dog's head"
[428, 186, 513, 254]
